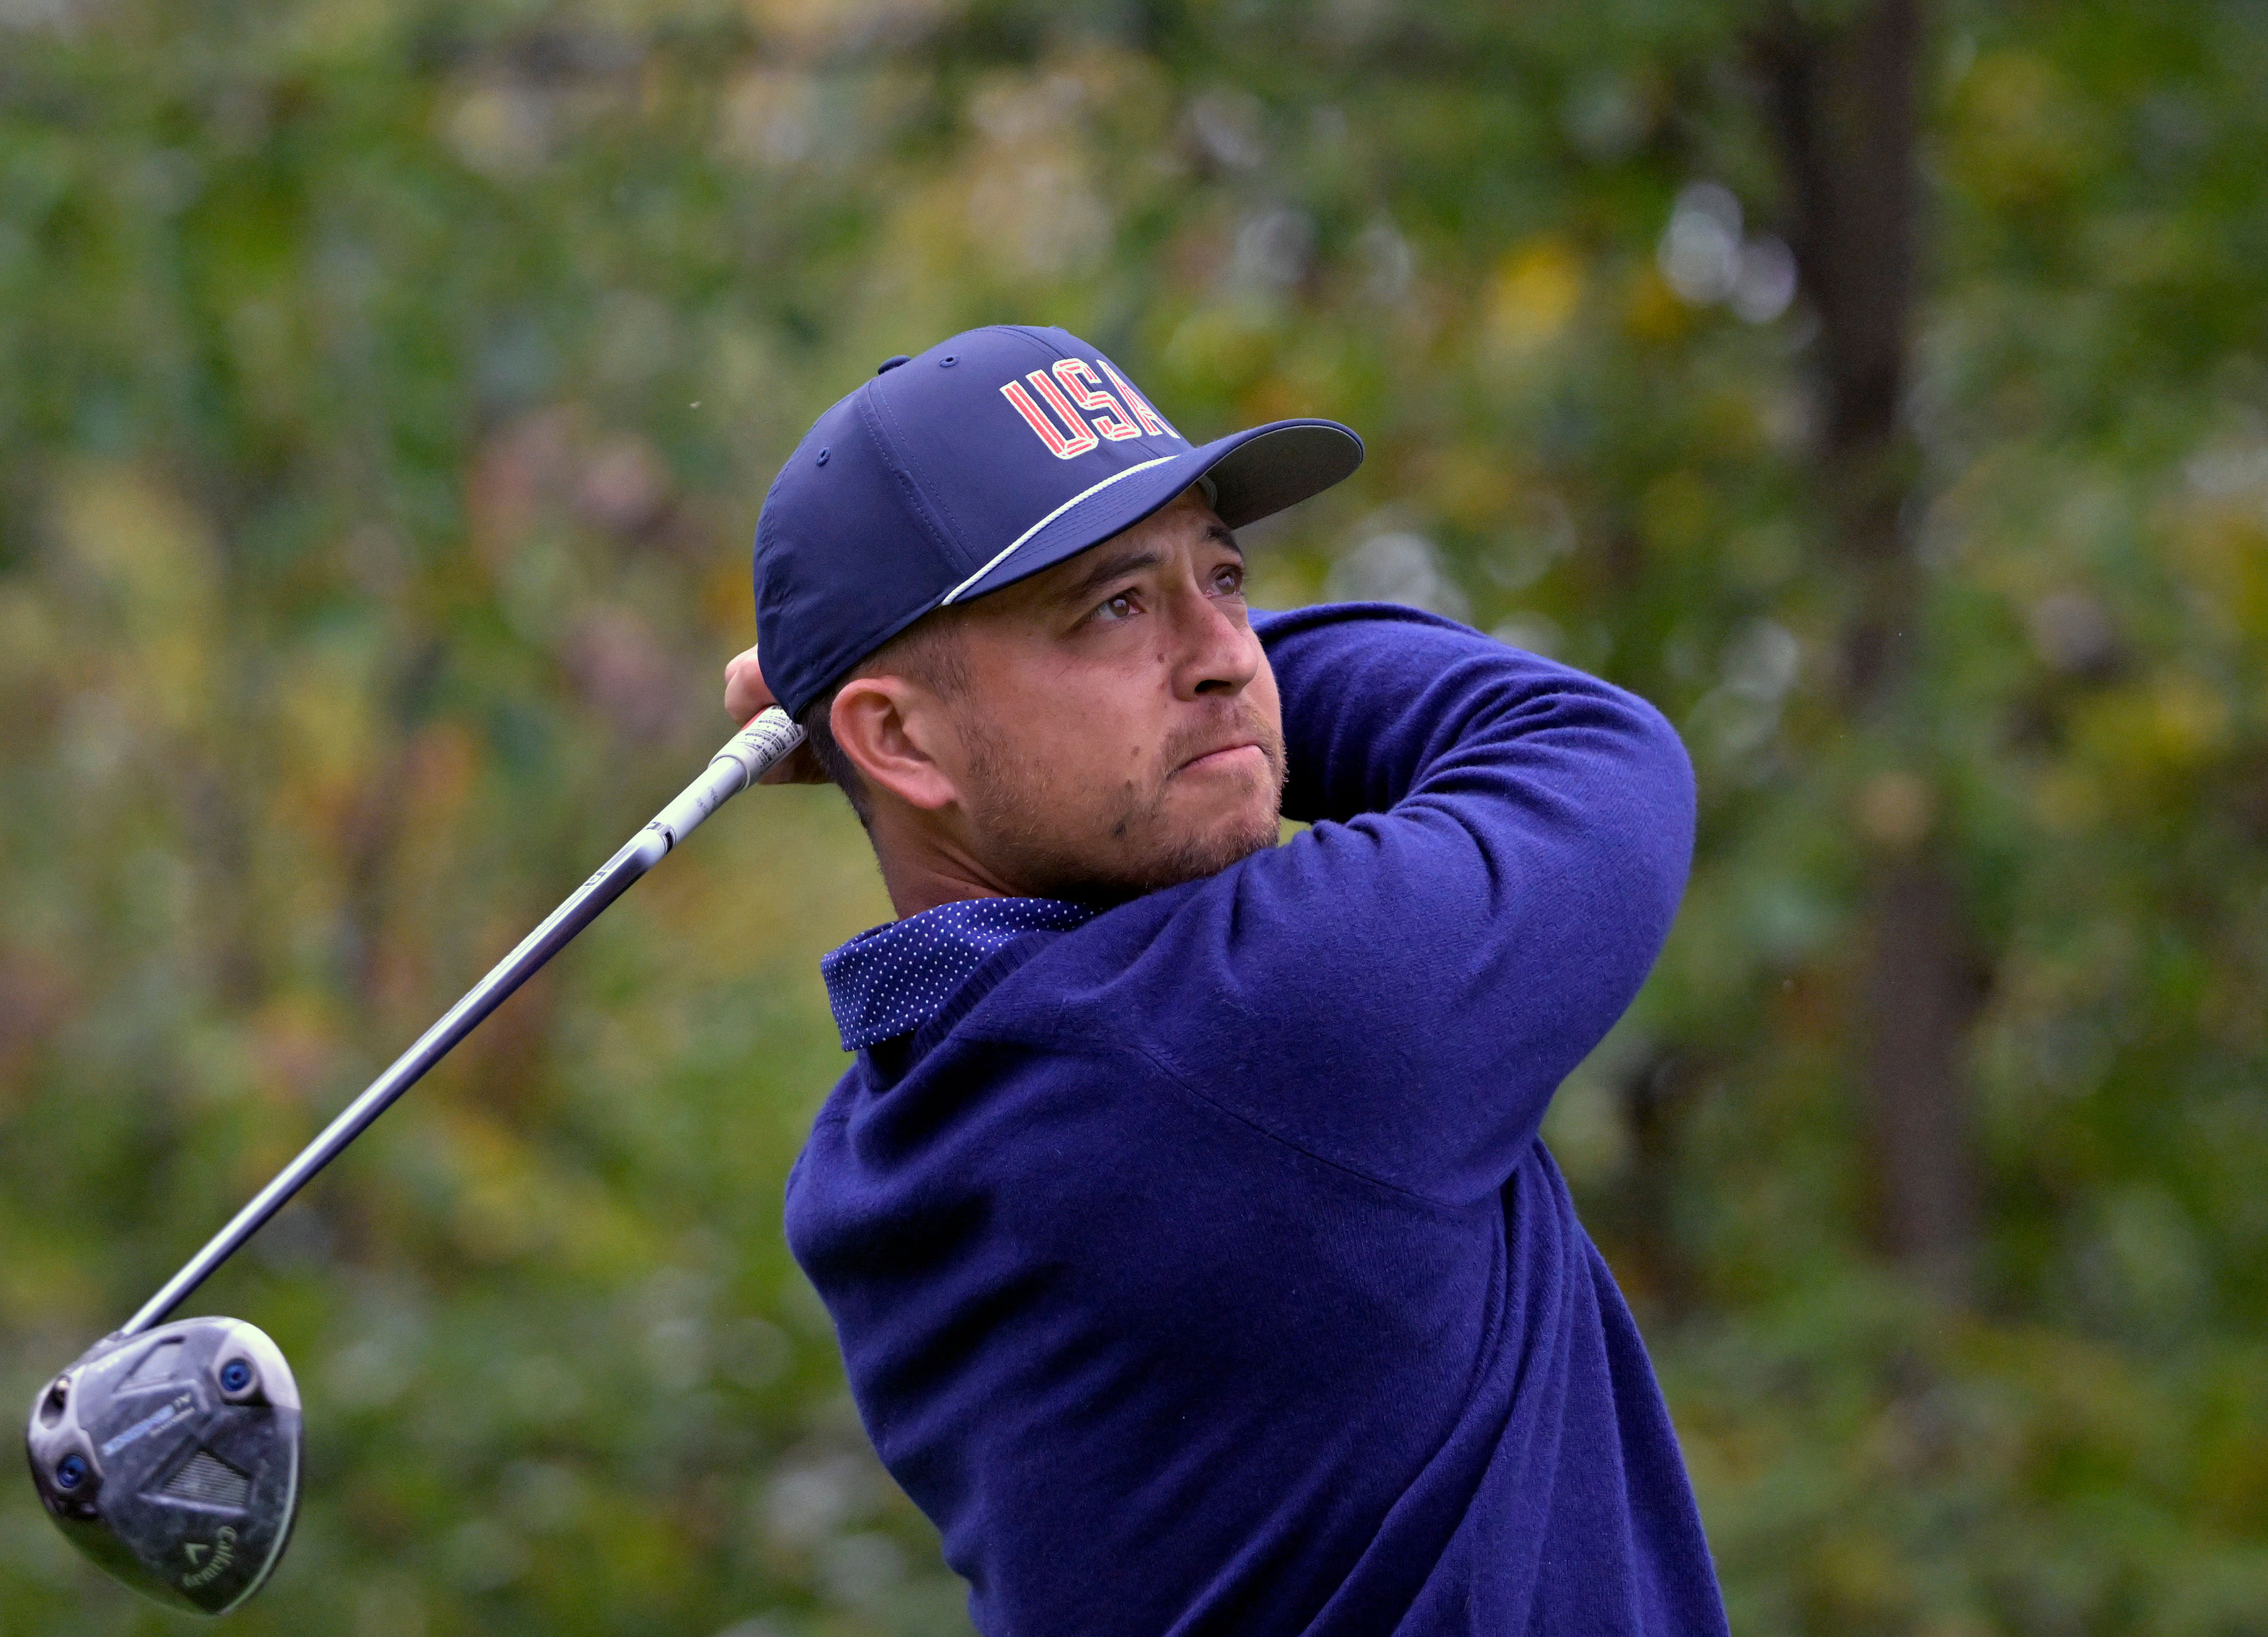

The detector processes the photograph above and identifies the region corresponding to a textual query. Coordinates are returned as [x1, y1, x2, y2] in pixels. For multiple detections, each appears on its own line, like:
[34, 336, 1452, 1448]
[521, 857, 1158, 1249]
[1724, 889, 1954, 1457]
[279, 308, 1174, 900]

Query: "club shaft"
[121, 709, 806, 1338]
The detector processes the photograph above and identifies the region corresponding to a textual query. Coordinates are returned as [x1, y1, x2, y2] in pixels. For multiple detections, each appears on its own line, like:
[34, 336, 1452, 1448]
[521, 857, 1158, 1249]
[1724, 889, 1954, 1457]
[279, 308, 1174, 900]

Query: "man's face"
[936, 488, 1286, 902]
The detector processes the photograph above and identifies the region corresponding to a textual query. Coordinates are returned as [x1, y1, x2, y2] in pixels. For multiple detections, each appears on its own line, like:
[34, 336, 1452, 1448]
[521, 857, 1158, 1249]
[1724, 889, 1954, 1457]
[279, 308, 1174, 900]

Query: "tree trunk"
[1753, 0, 1979, 1300]
[1620, 1047, 1700, 1321]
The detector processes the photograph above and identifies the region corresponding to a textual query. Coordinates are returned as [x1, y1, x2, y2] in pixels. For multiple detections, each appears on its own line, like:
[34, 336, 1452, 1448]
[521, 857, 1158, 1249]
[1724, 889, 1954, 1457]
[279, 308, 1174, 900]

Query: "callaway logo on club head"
[999, 359, 1177, 459]
[181, 1524, 238, 1588]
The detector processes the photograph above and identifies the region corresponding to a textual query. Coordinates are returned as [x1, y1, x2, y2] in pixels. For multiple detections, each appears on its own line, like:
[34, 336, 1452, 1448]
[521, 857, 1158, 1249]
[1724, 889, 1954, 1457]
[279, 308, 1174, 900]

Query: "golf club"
[24, 706, 806, 1616]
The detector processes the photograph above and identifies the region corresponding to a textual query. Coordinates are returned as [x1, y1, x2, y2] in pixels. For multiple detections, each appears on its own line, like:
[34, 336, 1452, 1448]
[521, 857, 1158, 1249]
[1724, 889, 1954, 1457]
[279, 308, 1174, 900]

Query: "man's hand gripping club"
[724, 646, 830, 786]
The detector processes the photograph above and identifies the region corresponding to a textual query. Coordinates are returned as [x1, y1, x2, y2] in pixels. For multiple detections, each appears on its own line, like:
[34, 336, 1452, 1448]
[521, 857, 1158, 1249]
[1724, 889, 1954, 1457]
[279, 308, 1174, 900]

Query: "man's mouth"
[1174, 740, 1266, 777]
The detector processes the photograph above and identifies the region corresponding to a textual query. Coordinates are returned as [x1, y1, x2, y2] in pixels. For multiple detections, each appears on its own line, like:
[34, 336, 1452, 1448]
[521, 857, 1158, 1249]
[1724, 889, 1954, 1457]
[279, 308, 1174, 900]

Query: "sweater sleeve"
[1091, 601, 1695, 1207]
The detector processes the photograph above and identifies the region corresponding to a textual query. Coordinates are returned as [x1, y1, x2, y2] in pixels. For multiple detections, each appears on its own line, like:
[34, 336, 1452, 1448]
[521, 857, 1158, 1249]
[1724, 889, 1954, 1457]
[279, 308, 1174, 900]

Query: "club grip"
[646, 707, 807, 849]
[714, 706, 808, 790]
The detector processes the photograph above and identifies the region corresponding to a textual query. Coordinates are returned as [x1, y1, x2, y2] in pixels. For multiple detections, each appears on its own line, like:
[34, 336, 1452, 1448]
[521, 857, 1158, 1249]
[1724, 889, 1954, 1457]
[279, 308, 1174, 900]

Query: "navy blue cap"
[752, 324, 1363, 718]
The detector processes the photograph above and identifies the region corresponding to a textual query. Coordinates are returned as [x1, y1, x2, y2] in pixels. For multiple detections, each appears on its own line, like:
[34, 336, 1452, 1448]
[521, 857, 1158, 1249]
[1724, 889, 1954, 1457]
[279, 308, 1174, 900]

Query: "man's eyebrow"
[1053, 527, 1245, 607]
[1057, 546, 1165, 606]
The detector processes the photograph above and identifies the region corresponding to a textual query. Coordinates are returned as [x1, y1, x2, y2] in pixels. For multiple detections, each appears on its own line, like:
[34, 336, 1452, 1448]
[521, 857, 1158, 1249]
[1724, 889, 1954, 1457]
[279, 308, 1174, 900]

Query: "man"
[723, 325, 1724, 1635]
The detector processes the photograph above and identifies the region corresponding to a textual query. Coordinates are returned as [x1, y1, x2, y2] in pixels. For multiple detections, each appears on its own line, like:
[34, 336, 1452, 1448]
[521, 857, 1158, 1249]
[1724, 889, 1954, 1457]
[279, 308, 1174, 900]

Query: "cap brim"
[937, 418, 1363, 608]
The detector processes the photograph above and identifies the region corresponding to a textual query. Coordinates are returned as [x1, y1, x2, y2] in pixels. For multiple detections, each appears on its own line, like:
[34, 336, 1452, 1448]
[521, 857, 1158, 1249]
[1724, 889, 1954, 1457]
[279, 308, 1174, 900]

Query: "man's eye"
[1096, 592, 1138, 622]
[1211, 563, 1244, 595]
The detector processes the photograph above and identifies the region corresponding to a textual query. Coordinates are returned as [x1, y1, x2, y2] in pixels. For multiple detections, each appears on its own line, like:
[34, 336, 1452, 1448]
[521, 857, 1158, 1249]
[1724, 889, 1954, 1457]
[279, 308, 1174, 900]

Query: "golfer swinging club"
[722, 325, 1726, 1636]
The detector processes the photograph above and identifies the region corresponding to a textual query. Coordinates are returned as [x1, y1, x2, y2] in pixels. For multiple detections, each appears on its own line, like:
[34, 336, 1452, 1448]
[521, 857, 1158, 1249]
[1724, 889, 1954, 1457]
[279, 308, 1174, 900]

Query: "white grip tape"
[646, 708, 807, 849]
[713, 707, 807, 789]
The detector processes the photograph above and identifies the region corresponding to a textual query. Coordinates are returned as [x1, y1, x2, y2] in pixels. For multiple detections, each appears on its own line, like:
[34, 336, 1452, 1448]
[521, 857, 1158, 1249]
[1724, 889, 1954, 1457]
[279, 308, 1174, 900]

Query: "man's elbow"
[1607, 692, 1698, 936]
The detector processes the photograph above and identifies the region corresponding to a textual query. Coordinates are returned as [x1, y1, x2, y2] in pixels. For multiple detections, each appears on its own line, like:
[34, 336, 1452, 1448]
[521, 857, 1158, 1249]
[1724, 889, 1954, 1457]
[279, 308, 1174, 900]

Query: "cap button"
[876, 355, 912, 374]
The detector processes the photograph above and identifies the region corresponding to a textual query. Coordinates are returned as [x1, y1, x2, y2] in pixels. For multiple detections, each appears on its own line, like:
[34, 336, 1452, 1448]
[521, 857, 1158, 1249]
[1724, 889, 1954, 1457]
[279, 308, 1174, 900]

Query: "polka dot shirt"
[821, 896, 1097, 1051]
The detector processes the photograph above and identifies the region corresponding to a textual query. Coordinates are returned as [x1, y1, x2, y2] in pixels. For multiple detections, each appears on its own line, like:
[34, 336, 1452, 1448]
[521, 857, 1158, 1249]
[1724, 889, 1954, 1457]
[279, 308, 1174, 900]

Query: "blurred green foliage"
[4, 0, 2268, 1632]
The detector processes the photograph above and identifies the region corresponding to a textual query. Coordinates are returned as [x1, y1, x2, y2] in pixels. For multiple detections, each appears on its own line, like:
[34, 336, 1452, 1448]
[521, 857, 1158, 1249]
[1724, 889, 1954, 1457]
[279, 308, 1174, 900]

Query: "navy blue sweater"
[784, 603, 1724, 1636]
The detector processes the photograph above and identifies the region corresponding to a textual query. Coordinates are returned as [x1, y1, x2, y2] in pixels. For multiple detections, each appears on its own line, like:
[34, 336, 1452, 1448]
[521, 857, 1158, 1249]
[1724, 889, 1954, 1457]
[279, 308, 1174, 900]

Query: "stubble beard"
[959, 710, 1288, 905]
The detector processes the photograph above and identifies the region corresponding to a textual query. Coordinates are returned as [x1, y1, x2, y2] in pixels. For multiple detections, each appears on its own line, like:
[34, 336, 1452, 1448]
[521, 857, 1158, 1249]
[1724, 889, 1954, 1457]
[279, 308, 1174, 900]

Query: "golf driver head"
[25, 1317, 301, 1616]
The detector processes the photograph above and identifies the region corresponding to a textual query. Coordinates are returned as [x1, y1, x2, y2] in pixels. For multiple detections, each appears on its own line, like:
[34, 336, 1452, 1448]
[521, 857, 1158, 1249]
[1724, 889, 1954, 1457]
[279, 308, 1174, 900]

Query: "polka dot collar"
[821, 896, 1097, 1051]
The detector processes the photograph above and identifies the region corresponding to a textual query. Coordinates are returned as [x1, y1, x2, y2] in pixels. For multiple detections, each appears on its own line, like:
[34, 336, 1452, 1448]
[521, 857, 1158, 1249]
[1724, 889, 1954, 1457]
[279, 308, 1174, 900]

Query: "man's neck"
[869, 808, 1022, 919]
[881, 868, 1011, 920]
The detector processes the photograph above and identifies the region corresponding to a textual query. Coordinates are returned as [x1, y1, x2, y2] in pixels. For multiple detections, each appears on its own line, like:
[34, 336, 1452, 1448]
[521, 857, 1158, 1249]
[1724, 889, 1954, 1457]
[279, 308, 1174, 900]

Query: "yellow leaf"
[1484, 236, 1584, 357]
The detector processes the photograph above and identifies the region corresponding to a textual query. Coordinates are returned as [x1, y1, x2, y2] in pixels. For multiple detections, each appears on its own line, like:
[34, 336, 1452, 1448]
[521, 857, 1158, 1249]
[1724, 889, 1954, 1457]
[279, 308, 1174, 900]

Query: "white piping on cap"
[938, 456, 1177, 606]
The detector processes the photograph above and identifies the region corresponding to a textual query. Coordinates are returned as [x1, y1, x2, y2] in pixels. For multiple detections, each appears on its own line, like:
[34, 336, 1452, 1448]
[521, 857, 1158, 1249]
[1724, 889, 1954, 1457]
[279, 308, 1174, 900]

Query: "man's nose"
[1171, 584, 1261, 701]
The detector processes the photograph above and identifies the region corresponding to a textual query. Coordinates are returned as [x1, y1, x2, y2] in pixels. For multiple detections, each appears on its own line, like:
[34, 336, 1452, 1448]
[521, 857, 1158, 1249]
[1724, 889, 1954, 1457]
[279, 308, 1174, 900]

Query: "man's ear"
[830, 677, 963, 813]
